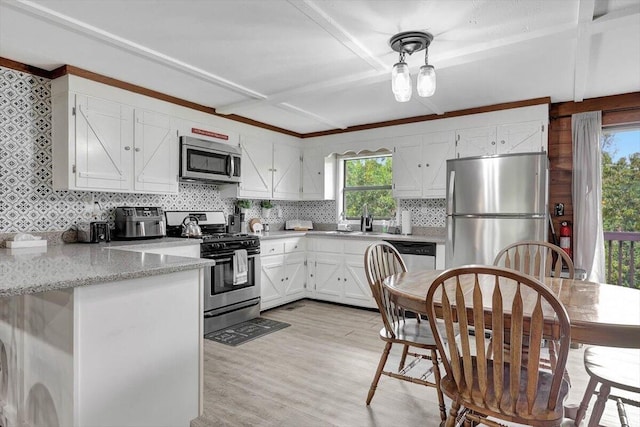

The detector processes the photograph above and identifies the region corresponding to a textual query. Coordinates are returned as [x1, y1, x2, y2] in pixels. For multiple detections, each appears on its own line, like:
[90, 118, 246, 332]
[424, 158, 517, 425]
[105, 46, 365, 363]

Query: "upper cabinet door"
[273, 142, 301, 200]
[301, 146, 325, 200]
[74, 94, 133, 190]
[496, 121, 546, 154]
[301, 146, 335, 201]
[455, 126, 497, 158]
[238, 135, 273, 198]
[133, 109, 179, 194]
[392, 135, 423, 198]
[422, 131, 455, 197]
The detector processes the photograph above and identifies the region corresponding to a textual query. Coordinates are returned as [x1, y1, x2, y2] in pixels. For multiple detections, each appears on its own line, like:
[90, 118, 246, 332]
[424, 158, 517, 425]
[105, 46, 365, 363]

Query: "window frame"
[339, 153, 394, 221]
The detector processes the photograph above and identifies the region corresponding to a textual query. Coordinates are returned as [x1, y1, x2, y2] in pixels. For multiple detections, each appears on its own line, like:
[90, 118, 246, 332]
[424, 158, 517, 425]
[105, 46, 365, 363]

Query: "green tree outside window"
[343, 155, 394, 219]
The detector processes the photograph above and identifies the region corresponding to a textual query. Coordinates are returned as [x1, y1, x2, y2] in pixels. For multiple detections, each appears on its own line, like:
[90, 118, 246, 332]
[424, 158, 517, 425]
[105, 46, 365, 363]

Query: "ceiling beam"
[573, 0, 596, 102]
[4, 0, 268, 100]
[287, 0, 388, 72]
[277, 103, 348, 130]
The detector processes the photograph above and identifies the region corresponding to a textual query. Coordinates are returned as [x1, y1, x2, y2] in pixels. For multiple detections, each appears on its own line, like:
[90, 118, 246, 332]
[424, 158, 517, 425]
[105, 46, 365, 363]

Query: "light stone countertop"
[256, 230, 446, 244]
[0, 239, 213, 297]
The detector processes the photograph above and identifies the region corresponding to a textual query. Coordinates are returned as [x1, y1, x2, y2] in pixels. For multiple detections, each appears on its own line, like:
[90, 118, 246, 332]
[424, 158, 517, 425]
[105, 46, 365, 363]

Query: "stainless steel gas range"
[165, 211, 261, 334]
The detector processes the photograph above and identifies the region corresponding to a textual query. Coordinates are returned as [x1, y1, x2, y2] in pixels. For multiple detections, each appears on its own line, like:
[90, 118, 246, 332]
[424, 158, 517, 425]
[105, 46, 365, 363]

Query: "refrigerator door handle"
[447, 170, 456, 215]
[448, 218, 455, 258]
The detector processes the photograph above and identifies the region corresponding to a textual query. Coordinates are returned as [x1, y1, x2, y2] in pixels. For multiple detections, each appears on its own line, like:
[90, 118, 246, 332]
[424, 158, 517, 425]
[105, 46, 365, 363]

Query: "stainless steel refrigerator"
[445, 152, 548, 268]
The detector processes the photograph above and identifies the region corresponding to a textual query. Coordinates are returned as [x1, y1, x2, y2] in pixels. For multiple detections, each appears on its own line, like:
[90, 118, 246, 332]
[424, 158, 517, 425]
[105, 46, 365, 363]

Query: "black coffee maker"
[360, 204, 373, 232]
[227, 213, 243, 234]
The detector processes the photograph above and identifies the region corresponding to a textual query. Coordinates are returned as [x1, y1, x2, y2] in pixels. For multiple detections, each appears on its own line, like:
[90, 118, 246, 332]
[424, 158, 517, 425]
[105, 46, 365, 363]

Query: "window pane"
[345, 189, 395, 219]
[344, 157, 392, 187]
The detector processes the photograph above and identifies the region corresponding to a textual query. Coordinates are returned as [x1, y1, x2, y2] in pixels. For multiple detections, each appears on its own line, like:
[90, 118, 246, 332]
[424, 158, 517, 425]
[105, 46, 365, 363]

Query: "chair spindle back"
[426, 266, 571, 419]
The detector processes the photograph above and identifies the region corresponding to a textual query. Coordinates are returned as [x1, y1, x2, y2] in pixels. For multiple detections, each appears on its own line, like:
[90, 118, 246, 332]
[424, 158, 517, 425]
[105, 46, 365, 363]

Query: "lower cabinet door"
[260, 255, 285, 310]
[283, 252, 306, 302]
[312, 253, 343, 302]
[342, 254, 376, 308]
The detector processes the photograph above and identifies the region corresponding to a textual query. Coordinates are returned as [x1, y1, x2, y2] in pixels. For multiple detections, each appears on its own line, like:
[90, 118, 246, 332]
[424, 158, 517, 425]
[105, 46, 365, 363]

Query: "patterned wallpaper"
[0, 66, 445, 234]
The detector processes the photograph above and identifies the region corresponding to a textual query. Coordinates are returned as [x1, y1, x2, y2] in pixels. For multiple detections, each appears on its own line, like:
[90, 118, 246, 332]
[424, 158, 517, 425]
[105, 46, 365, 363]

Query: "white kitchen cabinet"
[455, 120, 546, 158]
[52, 92, 179, 193]
[392, 132, 455, 199]
[222, 135, 301, 200]
[260, 237, 306, 311]
[133, 109, 179, 193]
[306, 238, 377, 309]
[301, 146, 335, 200]
[273, 142, 302, 199]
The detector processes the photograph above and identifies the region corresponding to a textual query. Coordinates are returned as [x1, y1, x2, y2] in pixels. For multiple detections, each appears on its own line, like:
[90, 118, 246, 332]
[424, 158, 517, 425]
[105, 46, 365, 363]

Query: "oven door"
[203, 252, 261, 312]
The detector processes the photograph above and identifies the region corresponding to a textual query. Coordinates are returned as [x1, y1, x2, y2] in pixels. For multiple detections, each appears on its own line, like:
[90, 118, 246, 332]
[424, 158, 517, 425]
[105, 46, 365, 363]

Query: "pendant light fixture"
[389, 31, 436, 102]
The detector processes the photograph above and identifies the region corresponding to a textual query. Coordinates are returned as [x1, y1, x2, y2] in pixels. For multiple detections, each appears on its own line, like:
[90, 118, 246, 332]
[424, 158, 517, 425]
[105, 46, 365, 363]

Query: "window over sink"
[340, 153, 394, 220]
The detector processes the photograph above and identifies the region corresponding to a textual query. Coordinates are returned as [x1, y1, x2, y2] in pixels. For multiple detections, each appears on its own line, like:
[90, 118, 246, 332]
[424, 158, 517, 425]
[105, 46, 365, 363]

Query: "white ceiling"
[1, 0, 639, 135]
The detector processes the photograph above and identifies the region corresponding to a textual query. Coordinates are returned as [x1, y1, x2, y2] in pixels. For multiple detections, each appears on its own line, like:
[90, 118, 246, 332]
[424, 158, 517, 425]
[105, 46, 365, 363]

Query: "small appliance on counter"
[227, 214, 242, 234]
[113, 207, 166, 240]
[77, 221, 111, 243]
[285, 220, 313, 231]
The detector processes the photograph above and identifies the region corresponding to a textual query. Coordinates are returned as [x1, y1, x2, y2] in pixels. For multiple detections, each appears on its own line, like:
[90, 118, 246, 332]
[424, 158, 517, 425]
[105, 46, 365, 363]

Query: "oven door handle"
[204, 254, 258, 262]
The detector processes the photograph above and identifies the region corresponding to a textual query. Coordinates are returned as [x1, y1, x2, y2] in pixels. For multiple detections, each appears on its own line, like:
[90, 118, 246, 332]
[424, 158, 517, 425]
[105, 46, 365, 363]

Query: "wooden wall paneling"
[548, 116, 574, 243]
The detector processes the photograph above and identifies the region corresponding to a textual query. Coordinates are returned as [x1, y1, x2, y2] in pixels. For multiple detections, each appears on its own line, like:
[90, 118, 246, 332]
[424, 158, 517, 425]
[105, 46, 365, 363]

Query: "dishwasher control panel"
[383, 240, 436, 256]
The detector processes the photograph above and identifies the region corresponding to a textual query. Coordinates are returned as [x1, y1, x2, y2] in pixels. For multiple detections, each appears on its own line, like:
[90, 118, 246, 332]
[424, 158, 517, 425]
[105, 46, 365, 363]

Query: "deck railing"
[604, 231, 640, 288]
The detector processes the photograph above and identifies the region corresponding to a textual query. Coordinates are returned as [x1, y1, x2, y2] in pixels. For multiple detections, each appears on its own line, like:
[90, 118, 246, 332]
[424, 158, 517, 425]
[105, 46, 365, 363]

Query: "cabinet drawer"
[285, 238, 305, 253]
[343, 239, 377, 255]
[314, 238, 344, 253]
[261, 241, 284, 256]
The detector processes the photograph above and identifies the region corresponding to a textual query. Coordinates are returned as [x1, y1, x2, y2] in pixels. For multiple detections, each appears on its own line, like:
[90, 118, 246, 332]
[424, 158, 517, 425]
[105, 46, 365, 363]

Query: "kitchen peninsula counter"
[0, 239, 210, 427]
[0, 239, 212, 297]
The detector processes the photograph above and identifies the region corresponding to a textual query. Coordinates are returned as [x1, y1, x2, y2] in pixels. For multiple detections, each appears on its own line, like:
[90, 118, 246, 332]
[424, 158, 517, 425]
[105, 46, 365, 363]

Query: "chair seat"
[440, 357, 570, 426]
[584, 347, 640, 394]
[379, 318, 438, 347]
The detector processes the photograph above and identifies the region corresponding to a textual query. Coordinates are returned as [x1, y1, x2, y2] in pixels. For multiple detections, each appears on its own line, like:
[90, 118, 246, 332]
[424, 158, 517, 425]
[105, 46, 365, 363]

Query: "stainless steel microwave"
[180, 136, 241, 184]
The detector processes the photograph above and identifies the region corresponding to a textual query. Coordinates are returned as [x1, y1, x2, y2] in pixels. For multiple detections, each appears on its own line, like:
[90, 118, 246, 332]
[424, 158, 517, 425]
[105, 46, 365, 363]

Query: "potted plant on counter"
[261, 200, 273, 217]
[237, 199, 251, 215]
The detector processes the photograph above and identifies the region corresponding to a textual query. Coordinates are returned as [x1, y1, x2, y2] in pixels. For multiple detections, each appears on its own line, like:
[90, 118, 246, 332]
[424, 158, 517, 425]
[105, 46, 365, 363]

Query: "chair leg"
[587, 384, 611, 427]
[431, 349, 447, 422]
[398, 344, 409, 370]
[445, 400, 461, 427]
[366, 342, 392, 405]
[575, 377, 598, 425]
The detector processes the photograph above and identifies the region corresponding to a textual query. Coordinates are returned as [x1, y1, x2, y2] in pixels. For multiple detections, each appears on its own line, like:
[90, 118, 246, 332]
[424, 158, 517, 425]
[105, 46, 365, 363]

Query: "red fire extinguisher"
[559, 221, 572, 259]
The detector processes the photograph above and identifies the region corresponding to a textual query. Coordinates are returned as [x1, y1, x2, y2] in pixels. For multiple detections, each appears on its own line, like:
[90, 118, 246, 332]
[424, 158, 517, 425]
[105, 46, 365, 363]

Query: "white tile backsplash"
[0, 65, 445, 233]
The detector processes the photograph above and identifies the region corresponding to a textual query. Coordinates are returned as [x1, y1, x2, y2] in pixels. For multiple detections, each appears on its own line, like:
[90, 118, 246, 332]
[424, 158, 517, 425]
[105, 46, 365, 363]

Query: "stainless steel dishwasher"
[383, 240, 436, 271]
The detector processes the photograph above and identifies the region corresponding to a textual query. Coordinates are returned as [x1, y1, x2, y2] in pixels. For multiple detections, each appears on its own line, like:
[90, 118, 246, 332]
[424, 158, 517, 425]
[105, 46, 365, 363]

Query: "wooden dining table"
[383, 270, 640, 349]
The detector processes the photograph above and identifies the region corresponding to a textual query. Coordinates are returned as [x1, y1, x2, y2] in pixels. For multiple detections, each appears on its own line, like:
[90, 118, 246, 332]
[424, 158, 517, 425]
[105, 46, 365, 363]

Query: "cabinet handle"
[281, 278, 284, 282]
[317, 171, 321, 175]
[286, 277, 289, 280]
[344, 278, 347, 281]
[491, 141, 496, 145]
[426, 163, 430, 167]
[135, 147, 141, 152]
[418, 164, 422, 167]
[294, 245, 298, 249]
[500, 140, 505, 144]
[310, 274, 313, 277]
[337, 278, 341, 281]
[124, 146, 131, 151]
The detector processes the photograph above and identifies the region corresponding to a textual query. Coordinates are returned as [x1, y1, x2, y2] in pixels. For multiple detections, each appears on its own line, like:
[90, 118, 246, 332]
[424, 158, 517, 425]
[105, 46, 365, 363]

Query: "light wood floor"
[193, 300, 637, 427]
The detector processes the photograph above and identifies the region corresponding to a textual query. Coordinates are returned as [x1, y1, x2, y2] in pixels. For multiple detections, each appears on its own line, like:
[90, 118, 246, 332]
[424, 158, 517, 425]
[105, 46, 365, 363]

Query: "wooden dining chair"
[493, 240, 574, 281]
[574, 346, 640, 427]
[363, 242, 446, 423]
[426, 266, 571, 427]
[493, 240, 575, 374]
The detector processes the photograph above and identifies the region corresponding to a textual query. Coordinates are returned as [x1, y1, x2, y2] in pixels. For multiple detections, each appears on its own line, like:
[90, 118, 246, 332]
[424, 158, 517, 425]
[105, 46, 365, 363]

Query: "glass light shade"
[391, 62, 412, 102]
[417, 64, 436, 97]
